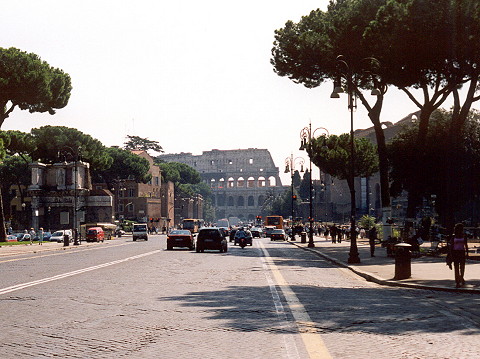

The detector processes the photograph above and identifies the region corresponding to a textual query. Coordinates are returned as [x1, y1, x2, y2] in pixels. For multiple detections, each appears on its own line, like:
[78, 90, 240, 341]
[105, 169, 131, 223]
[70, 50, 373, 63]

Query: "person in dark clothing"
[450, 223, 469, 288]
[368, 226, 377, 257]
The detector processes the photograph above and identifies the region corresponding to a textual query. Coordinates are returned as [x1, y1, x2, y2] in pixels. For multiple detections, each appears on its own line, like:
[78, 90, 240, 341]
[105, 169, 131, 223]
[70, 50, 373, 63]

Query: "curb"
[288, 240, 480, 294]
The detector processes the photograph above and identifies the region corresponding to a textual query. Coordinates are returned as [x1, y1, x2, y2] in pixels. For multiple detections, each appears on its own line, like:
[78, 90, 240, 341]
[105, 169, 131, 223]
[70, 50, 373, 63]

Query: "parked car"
[41, 231, 52, 241]
[270, 229, 286, 241]
[196, 227, 227, 253]
[86, 227, 105, 242]
[7, 235, 17, 242]
[167, 229, 195, 250]
[50, 230, 73, 243]
[234, 228, 253, 246]
[250, 227, 264, 238]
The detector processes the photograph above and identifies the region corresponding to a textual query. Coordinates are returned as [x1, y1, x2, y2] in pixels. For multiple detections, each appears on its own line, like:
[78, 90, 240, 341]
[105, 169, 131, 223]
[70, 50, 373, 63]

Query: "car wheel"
[133, 238, 137, 241]
[167, 244, 173, 250]
[225, 246, 228, 252]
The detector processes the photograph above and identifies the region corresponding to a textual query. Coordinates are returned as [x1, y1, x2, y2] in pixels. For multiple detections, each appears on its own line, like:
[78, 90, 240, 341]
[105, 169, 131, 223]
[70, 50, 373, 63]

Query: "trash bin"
[394, 243, 411, 280]
[301, 232, 307, 243]
[63, 234, 70, 247]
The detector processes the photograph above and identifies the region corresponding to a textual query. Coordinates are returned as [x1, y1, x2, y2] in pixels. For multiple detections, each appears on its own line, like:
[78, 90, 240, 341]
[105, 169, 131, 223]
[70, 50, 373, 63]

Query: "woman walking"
[450, 223, 469, 288]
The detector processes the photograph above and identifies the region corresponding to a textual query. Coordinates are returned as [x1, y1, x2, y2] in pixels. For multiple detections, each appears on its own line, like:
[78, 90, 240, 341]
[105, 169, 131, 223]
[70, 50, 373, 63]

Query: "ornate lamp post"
[330, 55, 361, 263]
[299, 123, 330, 248]
[284, 154, 304, 240]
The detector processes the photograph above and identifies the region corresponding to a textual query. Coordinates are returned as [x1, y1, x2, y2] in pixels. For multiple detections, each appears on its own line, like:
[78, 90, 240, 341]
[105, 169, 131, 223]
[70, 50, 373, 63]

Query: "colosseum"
[158, 148, 284, 222]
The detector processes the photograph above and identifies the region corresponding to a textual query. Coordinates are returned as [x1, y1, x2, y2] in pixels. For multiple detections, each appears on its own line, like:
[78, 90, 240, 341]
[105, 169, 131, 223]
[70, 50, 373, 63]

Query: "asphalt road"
[0, 235, 479, 358]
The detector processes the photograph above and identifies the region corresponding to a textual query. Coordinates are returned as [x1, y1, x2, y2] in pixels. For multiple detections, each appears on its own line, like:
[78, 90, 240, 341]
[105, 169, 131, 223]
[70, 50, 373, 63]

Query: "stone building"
[27, 160, 113, 233]
[158, 148, 283, 222]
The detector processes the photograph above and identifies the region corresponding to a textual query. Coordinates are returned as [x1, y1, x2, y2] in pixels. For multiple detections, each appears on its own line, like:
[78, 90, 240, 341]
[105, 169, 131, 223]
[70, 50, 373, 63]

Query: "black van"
[196, 227, 227, 253]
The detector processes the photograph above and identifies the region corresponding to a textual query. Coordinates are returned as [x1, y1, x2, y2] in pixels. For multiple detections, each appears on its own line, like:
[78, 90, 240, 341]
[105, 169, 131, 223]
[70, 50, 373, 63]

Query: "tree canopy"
[388, 109, 480, 224]
[29, 126, 112, 172]
[0, 47, 72, 128]
[308, 134, 379, 188]
[94, 147, 151, 186]
[124, 135, 163, 154]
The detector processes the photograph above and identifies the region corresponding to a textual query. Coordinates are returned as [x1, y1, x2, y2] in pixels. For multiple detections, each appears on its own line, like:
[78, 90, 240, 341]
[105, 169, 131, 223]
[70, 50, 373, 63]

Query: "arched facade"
[159, 149, 283, 221]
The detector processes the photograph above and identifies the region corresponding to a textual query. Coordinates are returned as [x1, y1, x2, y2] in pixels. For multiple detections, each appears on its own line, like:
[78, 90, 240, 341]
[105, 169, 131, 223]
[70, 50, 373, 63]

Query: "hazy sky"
[0, 0, 465, 184]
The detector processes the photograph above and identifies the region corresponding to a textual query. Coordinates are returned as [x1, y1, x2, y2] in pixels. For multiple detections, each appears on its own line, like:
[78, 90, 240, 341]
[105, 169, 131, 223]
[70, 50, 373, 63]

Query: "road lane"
[0, 236, 309, 358]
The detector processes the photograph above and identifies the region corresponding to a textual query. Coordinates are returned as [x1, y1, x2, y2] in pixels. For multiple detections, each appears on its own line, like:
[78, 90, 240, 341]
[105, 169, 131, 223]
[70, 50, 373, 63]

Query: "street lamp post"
[59, 146, 82, 246]
[330, 56, 360, 264]
[299, 123, 330, 248]
[284, 154, 304, 240]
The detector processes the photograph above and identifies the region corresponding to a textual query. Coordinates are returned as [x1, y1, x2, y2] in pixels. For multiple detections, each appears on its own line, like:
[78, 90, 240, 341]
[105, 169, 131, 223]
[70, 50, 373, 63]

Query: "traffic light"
[292, 195, 297, 200]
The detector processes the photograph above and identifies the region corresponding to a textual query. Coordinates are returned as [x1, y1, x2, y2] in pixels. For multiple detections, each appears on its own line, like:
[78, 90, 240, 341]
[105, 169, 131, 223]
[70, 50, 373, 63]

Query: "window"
[249, 158, 253, 164]
[229, 159, 233, 165]
[128, 188, 135, 197]
[247, 177, 255, 187]
[237, 196, 244, 207]
[258, 176, 266, 187]
[155, 176, 159, 186]
[219, 178, 225, 188]
[127, 203, 134, 213]
[248, 196, 254, 206]
[237, 177, 245, 187]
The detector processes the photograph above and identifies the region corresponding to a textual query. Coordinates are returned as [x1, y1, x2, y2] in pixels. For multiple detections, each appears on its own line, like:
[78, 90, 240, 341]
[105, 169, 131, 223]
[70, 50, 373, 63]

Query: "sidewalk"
[290, 235, 480, 293]
[0, 240, 107, 257]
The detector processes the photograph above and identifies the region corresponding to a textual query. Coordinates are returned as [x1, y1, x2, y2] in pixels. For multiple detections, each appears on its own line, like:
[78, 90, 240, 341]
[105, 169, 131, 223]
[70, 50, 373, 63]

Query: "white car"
[50, 230, 73, 243]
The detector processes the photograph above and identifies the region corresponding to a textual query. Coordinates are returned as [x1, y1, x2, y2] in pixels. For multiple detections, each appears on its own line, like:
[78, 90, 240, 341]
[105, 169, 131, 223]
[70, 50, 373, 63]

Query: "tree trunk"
[0, 187, 7, 241]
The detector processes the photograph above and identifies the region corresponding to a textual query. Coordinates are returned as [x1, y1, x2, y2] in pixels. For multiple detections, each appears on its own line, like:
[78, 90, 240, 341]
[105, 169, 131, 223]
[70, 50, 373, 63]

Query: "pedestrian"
[368, 226, 377, 257]
[29, 227, 35, 245]
[450, 223, 469, 288]
[38, 227, 44, 245]
[330, 225, 337, 243]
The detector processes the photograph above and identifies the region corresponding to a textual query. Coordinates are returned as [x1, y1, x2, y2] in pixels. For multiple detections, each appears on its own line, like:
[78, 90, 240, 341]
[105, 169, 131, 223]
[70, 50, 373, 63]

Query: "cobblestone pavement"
[0, 236, 479, 358]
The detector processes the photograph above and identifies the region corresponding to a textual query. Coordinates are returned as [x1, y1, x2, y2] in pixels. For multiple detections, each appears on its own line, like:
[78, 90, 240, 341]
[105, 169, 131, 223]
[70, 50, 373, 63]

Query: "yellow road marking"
[259, 241, 333, 359]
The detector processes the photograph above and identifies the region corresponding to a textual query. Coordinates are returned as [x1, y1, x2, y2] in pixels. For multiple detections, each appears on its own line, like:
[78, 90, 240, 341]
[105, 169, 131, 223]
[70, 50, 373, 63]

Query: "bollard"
[394, 243, 412, 280]
[301, 232, 307, 243]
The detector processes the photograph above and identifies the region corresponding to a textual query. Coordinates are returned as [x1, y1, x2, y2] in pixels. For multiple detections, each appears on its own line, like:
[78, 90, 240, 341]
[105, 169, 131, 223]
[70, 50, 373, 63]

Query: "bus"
[265, 215, 284, 229]
[182, 218, 204, 233]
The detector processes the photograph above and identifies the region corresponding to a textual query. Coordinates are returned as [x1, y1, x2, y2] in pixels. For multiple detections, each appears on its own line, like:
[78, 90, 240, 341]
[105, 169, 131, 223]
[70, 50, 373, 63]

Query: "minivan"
[86, 227, 105, 242]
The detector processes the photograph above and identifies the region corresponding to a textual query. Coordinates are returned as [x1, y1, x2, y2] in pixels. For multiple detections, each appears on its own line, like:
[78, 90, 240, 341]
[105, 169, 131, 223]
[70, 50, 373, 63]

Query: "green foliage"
[308, 134, 379, 182]
[124, 135, 163, 154]
[388, 109, 480, 221]
[358, 215, 376, 230]
[29, 126, 112, 171]
[94, 147, 151, 185]
[157, 162, 201, 185]
[0, 137, 5, 162]
[0, 47, 72, 127]
[0, 130, 36, 159]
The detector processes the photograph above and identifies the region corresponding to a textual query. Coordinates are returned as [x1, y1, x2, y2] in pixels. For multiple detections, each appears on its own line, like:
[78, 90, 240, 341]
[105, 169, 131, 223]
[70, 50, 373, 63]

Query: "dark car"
[270, 229, 286, 241]
[196, 227, 227, 253]
[250, 227, 263, 238]
[234, 229, 253, 246]
[167, 229, 195, 250]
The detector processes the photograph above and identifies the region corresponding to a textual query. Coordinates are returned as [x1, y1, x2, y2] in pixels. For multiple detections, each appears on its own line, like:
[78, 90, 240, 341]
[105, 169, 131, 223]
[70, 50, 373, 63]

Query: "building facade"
[158, 148, 283, 222]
